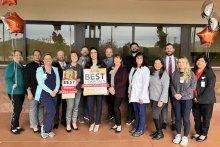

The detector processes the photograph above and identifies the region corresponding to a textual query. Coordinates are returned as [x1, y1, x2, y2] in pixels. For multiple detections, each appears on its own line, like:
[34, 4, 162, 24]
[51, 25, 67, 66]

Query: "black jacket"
[194, 67, 216, 104]
[123, 54, 148, 73]
[84, 59, 106, 69]
[24, 61, 43, 96]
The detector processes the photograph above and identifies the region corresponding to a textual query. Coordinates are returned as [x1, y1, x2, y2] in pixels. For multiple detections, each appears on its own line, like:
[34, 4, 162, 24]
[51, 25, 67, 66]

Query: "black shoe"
[17, 127, 24, 132]
[78, 118, 85, 124]
[196, 136, 207, 142]
[110, 127, 117, 130]
[126, 119, 135, 125]
[191, 135, 200, 140]
[161, 123, 167, 130]
[10, 129, 20, 135]
[53, 124, 59, 129]
[129, 128, 136, 134]
[150, 131, 158, 137]
[33, 129, 40, 134]
[66, 129, 72, 133]
[72, 127, 79, 131]
[61, 121, 67, 127]
[132, 130, 144, 137]
[171, 124, 176, 131]
[152, 131, 164, 140]
[115, 129, 121, 133]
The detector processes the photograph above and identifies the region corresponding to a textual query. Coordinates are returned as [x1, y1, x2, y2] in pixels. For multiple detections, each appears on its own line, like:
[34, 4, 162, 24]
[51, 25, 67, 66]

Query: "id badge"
[201, 81, 205, 87]
[180, 77, 184, 83]
[43, 73, 47, 80]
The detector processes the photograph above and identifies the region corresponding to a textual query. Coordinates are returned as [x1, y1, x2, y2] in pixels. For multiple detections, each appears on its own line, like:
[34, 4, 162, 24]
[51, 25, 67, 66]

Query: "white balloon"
[209, 17, 219, 31]
[201, 0, 214, 19]
[0, 16, 9, 30]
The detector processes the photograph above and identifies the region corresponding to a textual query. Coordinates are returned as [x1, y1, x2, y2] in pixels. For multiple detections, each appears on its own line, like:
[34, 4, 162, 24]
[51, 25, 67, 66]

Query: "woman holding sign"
[35, 53, 60, 139]
[108, 54, 128, 133]
[64, 50, 83, 132]
[191, 54, 216, 142]
[84, 47, 107, 133]
[171, 57, 196, 146]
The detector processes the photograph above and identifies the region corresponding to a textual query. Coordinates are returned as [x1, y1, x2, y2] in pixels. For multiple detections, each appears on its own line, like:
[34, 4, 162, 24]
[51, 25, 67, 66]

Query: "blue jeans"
[132, 102, 147, 132]
[87, 95, 103, 125]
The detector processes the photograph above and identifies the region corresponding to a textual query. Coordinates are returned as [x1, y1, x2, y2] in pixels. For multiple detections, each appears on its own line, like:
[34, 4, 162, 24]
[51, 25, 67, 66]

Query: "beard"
[131, 50, 138, 54]
[166, 52, 174, 56]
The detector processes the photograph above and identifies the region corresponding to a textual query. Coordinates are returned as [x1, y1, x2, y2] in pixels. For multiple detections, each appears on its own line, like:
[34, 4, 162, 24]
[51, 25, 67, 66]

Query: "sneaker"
[84, 116, 89, 121]
[126, 119, 135, 125]
[10, 129, 20, 135]
[78, 118, 85, 124]
[180, 136, 188, 146]
[173, 134, 181, 144]
[48, 132, 55, 137]
[41, 132, 49, 139]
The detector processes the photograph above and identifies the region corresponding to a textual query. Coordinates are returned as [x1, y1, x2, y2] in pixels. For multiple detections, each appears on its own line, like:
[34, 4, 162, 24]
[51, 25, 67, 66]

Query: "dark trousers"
[150, 100, 166, 120]
[78, 93, 89, 119]
[54, 94, 66, 125]
[133, 102, 147, 132]
[126, 97, 135, 121]
[105, 95, 114, 118]
[173, 99, 192, 137]
[87, 95, 103, 125]
[113, 96, 123, 126]
[8, 94, 25, 130]
[192, 103, 214, 136]
[41, 95, 57, 132]
[161, 88, 175, 124]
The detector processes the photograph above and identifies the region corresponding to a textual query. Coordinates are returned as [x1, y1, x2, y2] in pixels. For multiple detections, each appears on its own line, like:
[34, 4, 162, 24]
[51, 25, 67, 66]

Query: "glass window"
[99, 26, 132, 59]
[135, 26, 181, 65]
[191, 27, 220, 66]
[85, 25, 132, 59]
[26, 24, 75, 61]
[0, 23, 24, 61]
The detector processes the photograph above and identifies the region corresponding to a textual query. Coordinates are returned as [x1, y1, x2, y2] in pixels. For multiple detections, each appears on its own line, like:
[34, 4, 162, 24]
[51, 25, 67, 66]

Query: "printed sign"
[60, 70, 78, 99]
[82, 67, 108, 95]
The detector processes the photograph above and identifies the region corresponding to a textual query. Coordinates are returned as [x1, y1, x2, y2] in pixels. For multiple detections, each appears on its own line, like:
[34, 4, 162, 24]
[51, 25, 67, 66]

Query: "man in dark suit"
[161, 43, 178, 131]
[52, 50, 67, 129]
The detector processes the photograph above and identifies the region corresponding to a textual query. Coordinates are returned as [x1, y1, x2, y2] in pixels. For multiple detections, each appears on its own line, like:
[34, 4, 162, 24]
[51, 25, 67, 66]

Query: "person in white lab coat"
[128, 52, 150, 137]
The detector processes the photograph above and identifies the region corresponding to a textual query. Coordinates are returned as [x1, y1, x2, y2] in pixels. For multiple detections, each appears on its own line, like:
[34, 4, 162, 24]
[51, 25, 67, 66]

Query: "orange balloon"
[2, 0, 17, 6]
[197, 27, 217, 45]
[5, 12, 25, 33]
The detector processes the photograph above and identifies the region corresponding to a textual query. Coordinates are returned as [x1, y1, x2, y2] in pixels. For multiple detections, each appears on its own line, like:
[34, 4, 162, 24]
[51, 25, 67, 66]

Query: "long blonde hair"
[177, 56, 191, 82]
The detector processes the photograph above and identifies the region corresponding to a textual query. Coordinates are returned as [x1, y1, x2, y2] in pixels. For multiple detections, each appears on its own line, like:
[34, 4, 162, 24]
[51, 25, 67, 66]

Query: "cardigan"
[35, 66, 60, 101]
[4, 61, 25, 94]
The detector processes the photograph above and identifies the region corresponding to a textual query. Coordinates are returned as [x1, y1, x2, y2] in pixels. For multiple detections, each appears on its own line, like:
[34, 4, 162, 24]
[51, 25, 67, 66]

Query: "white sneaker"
[48, 132, 55, 137]
[41, 132, 49, 139]
[180, 136, 188, 146]
[173, 134, 181, 144]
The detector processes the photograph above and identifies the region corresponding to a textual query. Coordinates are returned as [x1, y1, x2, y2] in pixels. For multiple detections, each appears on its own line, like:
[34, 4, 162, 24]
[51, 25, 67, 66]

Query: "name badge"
[43, 73, 47, 80]
[201, 81, 205, 87]
[180, 77, 184, 83]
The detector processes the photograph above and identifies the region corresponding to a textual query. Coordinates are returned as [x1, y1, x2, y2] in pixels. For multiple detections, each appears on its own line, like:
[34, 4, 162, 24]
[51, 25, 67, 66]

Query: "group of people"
[4, 42, 216, 146]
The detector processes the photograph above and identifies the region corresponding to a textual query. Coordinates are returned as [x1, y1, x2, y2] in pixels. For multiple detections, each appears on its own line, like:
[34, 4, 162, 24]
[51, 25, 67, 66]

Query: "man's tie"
[168, 57, 172, 77]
